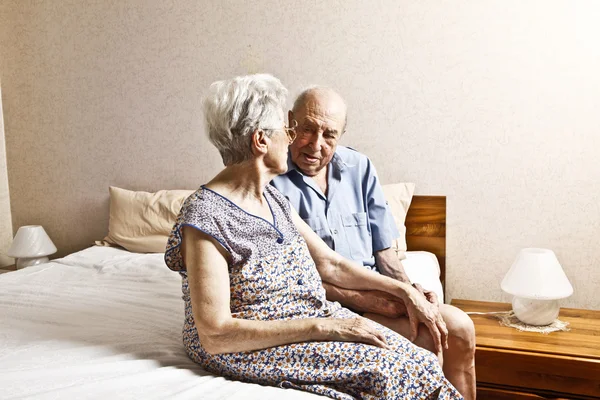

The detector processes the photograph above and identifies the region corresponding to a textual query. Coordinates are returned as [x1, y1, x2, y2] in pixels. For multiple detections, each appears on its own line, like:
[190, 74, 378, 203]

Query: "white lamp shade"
[6, 225, 57, 258]
[501, 248, 573, 300]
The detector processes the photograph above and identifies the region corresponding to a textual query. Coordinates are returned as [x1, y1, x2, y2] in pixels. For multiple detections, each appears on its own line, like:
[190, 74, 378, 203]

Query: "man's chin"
[299, 166, 321, 176]
[292, 157, 323, 176]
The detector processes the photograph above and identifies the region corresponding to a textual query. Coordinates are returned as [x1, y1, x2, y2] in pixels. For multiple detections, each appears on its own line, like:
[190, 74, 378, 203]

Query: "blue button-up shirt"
[271, 146, 399, 268]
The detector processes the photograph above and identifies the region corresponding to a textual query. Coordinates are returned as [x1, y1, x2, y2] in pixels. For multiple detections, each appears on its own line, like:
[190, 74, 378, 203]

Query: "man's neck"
[312, 165, 329, 197]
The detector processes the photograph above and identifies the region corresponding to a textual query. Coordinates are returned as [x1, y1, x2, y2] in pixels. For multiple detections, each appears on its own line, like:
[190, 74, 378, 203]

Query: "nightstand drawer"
[477, 385, 551, 399]
[477, 347, 600, 398]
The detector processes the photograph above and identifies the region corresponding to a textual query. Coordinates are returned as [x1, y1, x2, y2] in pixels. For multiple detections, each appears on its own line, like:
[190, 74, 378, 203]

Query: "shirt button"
[332, 229, 338, 235]
[297, 279, 304, 285]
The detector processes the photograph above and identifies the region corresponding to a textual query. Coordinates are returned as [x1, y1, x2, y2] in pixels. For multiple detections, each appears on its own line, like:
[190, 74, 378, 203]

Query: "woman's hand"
[403, 286, 448, 357]
[315, 317, 390, 349]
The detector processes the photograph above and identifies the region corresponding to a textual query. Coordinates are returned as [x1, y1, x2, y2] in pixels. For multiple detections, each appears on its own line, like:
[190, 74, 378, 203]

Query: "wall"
[0, 1, 598, 308]
[0, 84, 12, 267]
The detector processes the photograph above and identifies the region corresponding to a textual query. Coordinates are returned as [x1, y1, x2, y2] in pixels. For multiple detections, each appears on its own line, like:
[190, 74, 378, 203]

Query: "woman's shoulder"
[179, 186, 225, 224]
[179, 187, 203, 212]
[265, 184, 290, 207]
[265, 184, 295, 227]
[182, 186, 223, 207]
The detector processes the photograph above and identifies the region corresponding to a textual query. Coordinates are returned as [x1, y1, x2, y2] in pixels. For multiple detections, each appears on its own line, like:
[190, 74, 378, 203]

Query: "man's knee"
[440, 304, 476, 354]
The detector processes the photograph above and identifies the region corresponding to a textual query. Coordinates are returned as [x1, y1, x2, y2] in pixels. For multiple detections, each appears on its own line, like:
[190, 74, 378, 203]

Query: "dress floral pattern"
[165, 185, 462, 400]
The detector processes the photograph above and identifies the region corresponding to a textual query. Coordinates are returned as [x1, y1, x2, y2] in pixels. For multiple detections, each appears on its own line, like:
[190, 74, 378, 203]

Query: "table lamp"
[501, 248, 573, 326]
[6, 225, 57, 269]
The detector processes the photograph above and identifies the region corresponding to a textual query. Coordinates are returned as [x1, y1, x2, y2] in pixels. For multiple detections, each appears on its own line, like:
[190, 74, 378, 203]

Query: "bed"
[0, 195, 446, 399]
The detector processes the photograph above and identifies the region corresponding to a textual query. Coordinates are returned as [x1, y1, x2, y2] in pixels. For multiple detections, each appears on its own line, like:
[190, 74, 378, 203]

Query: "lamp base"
[512, 297, 560, 326]
[16, 256, 50, 269]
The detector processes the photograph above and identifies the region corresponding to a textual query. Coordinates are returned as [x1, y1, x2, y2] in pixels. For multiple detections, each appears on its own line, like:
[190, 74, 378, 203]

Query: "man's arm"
[362, 159, 439, 306]
[374, 247, 411, 283]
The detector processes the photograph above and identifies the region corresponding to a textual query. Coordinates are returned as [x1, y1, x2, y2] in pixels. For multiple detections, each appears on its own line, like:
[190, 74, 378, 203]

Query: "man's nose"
[308, 133, 323, 151]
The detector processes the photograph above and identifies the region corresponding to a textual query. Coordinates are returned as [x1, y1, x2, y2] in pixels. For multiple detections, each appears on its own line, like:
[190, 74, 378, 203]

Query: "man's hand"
[403, 285, 448, 358]
[412, 283, 439, 307]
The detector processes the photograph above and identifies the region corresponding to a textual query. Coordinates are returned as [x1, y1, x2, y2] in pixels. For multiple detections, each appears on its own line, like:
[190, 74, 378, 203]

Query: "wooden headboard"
[405, 196, 446, 297]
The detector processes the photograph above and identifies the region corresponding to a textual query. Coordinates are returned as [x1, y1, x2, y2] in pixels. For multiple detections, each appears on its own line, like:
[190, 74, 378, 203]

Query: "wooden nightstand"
[452, 299, 600, 399]
[0, 264, 17, 274]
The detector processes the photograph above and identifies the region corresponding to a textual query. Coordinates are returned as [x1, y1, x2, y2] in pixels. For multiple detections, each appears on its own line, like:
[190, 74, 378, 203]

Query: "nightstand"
[452, 299, 600, 399]
[0, 264, 17, 274]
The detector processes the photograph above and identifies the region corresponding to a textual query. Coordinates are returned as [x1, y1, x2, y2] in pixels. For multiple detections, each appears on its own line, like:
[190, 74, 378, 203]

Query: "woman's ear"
[250, 128, 269, 156]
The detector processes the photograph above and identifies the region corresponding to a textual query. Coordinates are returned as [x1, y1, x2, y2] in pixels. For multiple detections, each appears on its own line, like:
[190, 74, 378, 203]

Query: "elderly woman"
[165, 74, 462, 400]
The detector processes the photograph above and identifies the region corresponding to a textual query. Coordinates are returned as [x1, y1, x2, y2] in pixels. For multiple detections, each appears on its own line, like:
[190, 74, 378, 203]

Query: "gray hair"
[203, 74, 288, 165]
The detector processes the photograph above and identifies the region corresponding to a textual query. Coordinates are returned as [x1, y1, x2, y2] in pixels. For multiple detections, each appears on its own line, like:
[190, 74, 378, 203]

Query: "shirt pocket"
[303, 217, 324, 233]
[341, 212, 371, 260]
[342, 212, 367, 228]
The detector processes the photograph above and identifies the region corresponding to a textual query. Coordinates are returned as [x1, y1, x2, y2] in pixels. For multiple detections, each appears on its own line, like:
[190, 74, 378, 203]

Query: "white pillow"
[381, 183, 415, 259]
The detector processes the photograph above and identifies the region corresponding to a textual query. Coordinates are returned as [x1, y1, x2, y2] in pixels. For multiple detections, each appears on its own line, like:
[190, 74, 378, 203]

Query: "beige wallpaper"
[0, 84, 12, 266]
[0, 1, 598, 309]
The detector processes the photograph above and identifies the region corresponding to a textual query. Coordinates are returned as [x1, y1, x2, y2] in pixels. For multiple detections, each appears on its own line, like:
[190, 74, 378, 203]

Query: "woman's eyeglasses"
[284, 120, 298, 143]
[263, 120, 298, 144]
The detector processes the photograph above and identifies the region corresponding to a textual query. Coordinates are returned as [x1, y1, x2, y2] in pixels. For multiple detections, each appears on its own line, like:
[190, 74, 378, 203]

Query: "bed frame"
[405, 196, 446, 298]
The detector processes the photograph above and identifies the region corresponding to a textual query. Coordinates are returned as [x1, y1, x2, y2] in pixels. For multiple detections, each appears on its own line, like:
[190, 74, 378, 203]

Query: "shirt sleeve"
[362, 158, 400, 252]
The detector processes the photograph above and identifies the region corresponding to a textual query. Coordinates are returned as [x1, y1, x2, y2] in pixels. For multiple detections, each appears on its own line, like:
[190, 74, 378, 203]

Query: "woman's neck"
[207, 160, 274, 204]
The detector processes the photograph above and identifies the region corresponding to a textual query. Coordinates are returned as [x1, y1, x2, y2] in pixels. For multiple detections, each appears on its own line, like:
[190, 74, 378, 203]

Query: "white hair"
[203, 74, 288, 165]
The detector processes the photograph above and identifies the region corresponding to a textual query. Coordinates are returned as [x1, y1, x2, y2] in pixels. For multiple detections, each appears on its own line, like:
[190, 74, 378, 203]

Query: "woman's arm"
[290, 209, 413, 298]
[322, 282, 407, 317]
[374, 248, 439, 306]
[290, 209, 448, 352]
[182, 226, 389, 354]
[324, 249, 437, 312]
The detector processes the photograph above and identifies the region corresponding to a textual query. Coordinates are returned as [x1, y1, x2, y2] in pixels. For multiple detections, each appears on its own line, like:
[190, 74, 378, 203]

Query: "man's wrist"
[392, 271, 411, 284]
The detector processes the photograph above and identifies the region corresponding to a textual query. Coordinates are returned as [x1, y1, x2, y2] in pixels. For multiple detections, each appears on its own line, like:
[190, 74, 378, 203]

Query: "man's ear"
[288, 110, 294, 125]
[251, 128, 269, 156]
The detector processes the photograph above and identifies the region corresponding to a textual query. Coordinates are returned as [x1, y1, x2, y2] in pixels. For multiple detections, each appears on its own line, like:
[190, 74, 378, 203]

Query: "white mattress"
[0, 246, 442, 399]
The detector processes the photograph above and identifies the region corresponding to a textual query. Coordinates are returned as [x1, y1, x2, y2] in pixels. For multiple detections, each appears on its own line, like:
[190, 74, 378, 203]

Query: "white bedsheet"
[0, 246, 442, 399]
[402, 251, 444, 304]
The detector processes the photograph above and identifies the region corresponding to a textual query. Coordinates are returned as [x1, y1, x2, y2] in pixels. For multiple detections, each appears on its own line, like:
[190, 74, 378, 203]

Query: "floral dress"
[165, 185, 462, 400]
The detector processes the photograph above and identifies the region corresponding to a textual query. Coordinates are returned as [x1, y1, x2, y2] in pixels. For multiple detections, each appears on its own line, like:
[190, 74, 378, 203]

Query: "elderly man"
[272, 87, 476, 399]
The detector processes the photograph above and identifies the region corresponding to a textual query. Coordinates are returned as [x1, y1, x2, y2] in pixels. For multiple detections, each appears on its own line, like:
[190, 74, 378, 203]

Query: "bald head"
[288, 86, 347, 176]
[292, 87, 347, 131]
